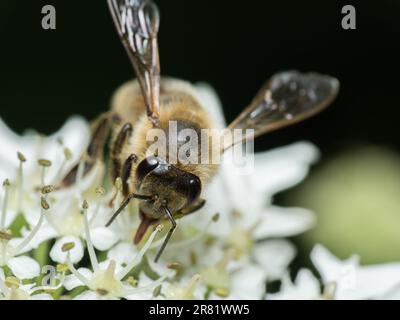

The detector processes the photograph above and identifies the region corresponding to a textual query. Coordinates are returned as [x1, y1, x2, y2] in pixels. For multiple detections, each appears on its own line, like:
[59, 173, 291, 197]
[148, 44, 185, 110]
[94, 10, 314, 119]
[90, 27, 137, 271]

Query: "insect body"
[63, 0, 339, 262]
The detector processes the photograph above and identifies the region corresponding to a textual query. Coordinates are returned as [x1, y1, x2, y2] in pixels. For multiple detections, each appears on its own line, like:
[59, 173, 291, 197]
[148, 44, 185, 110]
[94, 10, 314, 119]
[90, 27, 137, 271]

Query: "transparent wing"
[108, 0, 161, 126]
[223, 71, 339, 151]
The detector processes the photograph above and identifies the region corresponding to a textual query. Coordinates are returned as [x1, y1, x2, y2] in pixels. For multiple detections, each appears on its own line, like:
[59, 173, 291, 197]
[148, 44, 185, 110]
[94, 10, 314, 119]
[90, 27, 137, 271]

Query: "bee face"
[135, 156, 202, 218]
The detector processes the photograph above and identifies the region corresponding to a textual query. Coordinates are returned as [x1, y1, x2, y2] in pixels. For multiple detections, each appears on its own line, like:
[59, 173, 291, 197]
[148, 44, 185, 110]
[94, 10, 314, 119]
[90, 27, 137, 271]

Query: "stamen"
[14, 198, 48, 254]
[152, 284, 162, 297]
[65, 252, 90, 287]
[83, 200, 99, 271]
[89, 187, 105, 225]
[38, 159, 52, 186]
[122, 273, 170, 296]
[56, 264, 69, 273]
[41, 185, 55, 195]
[126, 276, 137, 287]
[16, 152, 26, 214]
[54, 147, 73, 183]
[167, 262, 182, 273]
[182, 274, 201, 299]
[117, 225, 163, 280]
[1, 179, 10, 229]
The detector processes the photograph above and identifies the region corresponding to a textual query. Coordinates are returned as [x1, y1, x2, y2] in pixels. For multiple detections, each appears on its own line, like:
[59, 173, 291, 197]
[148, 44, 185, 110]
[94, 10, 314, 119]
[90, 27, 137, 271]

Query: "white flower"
[63, 204, 173, 300]
[268, 244, 400, 300]
[0, 116, 90, 227]
[0, 202, 45, 279]
[0, 267, 64, 300]
[311, 244, 400, 300]
[0, 81, 322, 300]
[267, 269, 321, 300]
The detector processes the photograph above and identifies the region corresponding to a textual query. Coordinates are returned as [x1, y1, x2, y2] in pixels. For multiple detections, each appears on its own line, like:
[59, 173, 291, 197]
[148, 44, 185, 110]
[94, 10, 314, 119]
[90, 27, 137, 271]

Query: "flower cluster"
[1, 83, 398, 300]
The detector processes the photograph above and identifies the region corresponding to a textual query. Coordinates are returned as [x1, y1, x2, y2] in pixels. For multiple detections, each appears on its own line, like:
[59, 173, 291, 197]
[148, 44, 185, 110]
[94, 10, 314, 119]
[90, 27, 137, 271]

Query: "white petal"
[73, 290, 99, 300]
[251, 141, 319, 195]
[107, 242, 138, 265]
[310, 244, 358, 284]
[31, 293, 53, 300]
[40, 116, 91, 183]
[253, 206, 315, 240]
[7, 256, 40, 279]
[228, 265, 266, 299]
[253, 240, 296, 281]
[90, 227, 119, 251]
[267, 269, 320, 300]
[0, 118, 39, 178]
[311, 244, 400, 300]
[125, 292, 153, 300]
[50, 236, 84, 263]
[64, 268, 93, 290]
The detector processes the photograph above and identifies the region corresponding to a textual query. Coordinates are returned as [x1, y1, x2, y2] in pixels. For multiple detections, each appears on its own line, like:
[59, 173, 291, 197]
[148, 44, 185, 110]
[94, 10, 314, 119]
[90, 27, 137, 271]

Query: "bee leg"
[154, 206, 177, 263]
[110, 122, 133, 182]
[179, 198, 206, 216]
[60, 113, 112, 187]
[121, 153, 138, 197]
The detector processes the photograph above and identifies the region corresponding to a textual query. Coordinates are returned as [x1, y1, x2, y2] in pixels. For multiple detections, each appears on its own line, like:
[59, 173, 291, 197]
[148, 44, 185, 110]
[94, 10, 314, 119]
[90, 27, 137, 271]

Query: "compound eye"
[187, 176, 201, 204]
[136, 157, 159, 182]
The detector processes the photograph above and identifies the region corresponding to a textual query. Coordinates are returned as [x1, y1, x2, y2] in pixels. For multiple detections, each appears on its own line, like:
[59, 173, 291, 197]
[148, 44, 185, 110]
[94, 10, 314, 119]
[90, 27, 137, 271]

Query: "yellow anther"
[17, 152, 26, 162]
[95, 187, 106, 196]
[62, 242, 75, 252]
[215, 288, 230, 298]
[63, 147, 73, 161]
[41, 197, 50, 210]
[96, 288, 109, 296]
[41, 185, 55, 194]
[56, 264, 69, 273]
[153, 284, 162, 297]
[126, 276, 138, 287]
[82, 200, 89, 210]
[38, 159, 52, 167]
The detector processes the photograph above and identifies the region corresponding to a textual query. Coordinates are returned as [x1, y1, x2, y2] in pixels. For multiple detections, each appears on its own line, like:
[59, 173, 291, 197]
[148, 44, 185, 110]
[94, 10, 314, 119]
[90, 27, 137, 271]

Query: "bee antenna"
[105, 193, 154, 227]
[154, 205, 177, 262]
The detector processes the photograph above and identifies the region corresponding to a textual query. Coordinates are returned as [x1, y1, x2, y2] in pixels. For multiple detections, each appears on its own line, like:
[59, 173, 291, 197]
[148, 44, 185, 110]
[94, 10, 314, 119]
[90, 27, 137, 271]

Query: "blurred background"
[1, 0, 400, 269]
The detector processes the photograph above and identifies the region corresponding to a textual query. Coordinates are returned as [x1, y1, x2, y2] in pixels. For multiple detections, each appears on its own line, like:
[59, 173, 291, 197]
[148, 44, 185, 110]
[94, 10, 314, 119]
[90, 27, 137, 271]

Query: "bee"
[61, 0, 339, 262]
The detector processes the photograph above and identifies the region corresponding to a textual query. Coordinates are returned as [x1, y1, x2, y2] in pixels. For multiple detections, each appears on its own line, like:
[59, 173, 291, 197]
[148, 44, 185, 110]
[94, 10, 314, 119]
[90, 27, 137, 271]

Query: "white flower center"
[225, 228, 253, 259]
[164, 274, 201, 300]
[88, 260, 124, 298]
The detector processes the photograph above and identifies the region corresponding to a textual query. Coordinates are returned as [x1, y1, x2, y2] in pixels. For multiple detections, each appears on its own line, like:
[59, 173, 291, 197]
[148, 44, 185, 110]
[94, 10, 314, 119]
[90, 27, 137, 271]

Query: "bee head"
[135, 156, 202, 217]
